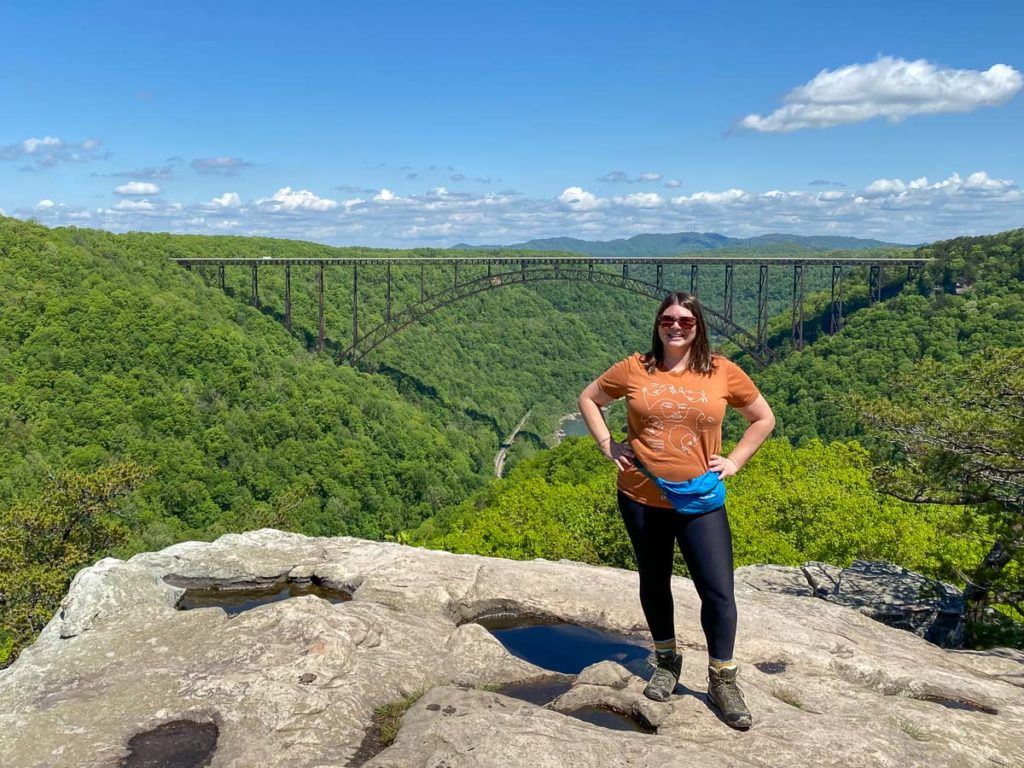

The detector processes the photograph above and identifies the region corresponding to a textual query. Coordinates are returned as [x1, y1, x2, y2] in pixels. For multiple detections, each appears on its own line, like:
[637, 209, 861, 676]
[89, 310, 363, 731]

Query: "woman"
[577, 291, 775, 730]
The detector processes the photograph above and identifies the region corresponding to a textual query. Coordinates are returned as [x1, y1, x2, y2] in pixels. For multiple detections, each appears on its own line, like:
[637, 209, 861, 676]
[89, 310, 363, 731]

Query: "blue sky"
[2, 0, 1022, 246]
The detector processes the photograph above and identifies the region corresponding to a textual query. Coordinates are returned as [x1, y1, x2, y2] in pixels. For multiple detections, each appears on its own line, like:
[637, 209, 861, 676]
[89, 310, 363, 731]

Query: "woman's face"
[657, 304, 696, 351]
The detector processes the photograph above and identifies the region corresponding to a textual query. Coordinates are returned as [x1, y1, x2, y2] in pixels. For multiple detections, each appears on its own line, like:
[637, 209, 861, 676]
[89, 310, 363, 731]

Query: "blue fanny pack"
[633, 460, 726, 515]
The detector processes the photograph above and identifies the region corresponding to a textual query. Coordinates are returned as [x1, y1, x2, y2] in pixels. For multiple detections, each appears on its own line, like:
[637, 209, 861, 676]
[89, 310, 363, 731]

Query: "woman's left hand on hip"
[709, 454, 739, 478]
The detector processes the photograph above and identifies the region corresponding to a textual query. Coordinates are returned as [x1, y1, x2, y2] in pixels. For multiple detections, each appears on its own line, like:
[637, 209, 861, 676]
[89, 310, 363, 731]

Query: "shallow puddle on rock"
[478, 618, 651, 677]
[912, 693, 998, 714]
[755, 660, 789, 674]
[121, 720, 218, 767]
[566, 706, 656, 733]
[495, 675, 575, 705]
[175, 582, 350, 615]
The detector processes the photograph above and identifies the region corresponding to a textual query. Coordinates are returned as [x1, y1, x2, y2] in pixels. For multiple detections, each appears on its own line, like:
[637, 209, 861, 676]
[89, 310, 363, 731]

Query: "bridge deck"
[174, 256, 932, 267]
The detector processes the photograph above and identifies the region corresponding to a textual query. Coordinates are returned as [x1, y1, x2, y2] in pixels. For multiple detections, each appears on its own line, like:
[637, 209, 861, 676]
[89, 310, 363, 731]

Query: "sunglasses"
[657, 315, 696, 330]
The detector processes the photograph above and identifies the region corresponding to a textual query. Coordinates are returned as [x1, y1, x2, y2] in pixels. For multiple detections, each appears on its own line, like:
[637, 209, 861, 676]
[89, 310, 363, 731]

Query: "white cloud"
[741, 57, 1023, 132]
[673, 188, 749, 205]
[114, 181, 161, 196]
[614, 192, 663, 208]
[864, 178, 906, 196]
[558, 186, 604, 210]
[209, 192, 241, 208]
[15, 170, 1023, 247]
[113, 199, 155, 211]
[258, 187, 338, 212]
[35, 199, 56, 210]
[374, 188, 398, 202]
[962, 170, 1013, 191]
[664, 179, 682, 189]
[0, 136, 109, 168]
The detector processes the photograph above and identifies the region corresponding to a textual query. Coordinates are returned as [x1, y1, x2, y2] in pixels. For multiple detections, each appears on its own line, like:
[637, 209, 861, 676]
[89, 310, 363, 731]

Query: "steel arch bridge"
[175, 255, 932, 368]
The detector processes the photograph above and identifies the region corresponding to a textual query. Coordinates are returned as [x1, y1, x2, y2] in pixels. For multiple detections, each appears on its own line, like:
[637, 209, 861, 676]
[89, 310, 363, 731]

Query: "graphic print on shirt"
[639, 382, 717, 454]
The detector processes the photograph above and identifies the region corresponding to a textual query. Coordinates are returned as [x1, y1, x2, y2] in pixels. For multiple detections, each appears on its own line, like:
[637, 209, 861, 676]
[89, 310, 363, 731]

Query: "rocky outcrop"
[1, 530, 1022, 767]
[737, 560, 967, 648]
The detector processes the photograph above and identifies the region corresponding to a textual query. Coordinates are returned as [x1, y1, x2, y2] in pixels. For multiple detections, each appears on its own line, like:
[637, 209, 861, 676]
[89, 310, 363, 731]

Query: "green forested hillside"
[736, 228, 1024, 446]
[0, 217, 672, 549]
[0, 219, 482, 548]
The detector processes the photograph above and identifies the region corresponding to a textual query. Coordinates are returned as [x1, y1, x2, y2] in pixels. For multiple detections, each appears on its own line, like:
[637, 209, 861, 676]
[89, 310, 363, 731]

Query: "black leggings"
[617, 489, 737, 660]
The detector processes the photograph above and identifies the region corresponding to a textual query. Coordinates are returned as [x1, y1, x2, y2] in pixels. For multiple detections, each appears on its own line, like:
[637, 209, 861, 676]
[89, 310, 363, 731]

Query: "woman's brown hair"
[641, 291, 717, 375]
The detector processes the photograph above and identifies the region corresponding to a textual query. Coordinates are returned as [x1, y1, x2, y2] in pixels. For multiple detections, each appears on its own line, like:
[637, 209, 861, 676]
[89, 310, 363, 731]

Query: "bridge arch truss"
[176, 255, 931, 369]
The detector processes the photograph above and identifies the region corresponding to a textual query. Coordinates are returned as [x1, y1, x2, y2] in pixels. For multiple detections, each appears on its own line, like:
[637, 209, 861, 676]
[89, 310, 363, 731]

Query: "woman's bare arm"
[578, 381, 635, 470]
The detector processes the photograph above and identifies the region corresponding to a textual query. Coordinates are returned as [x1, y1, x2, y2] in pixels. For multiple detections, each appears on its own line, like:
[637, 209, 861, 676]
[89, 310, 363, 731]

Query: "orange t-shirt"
[596, 352, 761, 508]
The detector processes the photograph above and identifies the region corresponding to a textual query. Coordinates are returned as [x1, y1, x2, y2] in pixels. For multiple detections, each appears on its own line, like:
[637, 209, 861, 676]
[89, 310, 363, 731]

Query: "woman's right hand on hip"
[605, 440, 635, 471]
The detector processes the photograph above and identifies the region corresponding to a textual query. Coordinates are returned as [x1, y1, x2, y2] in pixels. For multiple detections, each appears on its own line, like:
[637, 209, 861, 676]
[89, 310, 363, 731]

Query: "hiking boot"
[643, 652, 682, 702]
[707, 665, 752, 729]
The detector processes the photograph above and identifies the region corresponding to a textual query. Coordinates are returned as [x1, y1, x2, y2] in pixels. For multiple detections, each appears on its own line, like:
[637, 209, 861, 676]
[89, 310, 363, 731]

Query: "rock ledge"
[0, 530, 1021, 767]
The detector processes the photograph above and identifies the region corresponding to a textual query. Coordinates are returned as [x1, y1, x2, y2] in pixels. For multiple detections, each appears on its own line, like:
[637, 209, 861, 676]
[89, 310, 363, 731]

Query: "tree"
[848, 347, 1024, 641]
[0, 460, 147, 667]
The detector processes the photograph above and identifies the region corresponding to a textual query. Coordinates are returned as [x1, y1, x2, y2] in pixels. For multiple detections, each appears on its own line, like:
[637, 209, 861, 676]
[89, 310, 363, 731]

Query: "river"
[554, 412, 590, 442]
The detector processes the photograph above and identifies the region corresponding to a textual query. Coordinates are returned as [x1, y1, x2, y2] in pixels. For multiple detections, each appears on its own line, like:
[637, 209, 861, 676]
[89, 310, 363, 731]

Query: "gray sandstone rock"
[738, 561, 967, 649]
[828, 560, 966, 648]
[734, 564, 813, 596]
[0, 530, 1020, 768]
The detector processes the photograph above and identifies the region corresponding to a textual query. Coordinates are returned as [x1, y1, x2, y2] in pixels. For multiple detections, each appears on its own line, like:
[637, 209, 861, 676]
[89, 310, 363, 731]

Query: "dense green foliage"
[0, 461, 145, 667]
[407, 436, 989, 588]
[741, 229, 1024, 446]
[0, 219, 491, 551]
[849, 347, 1024, 639]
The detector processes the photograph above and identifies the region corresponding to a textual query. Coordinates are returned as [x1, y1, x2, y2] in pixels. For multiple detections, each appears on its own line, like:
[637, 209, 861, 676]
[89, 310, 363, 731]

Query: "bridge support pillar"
[830, 264, 844, 335]
[218, 263, 225, 290]
[521, 260, 526, 282]
[251, 264, 259, 308]
[791, 264, 804, 351]
[723, 264, 734, 322]
[285, 264, 292, 331]
[352, 264, 359, 359]
[757, 264, 768, 347]
[656, 263, 663, 290]
[454, 261, 459, 288]
[588, 262, 594, 280]
[420, 264, 425, 302]
[869, 264, 882, 305]
[622, 263, 629, 279]
[317, 264, 325, 353]
[690, 264, 699, 297]
[386, 261, 392, 325]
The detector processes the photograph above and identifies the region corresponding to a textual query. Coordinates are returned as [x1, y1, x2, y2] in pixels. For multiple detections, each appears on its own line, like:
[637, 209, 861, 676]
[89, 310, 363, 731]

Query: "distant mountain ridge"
[451, 232, 908, 257]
